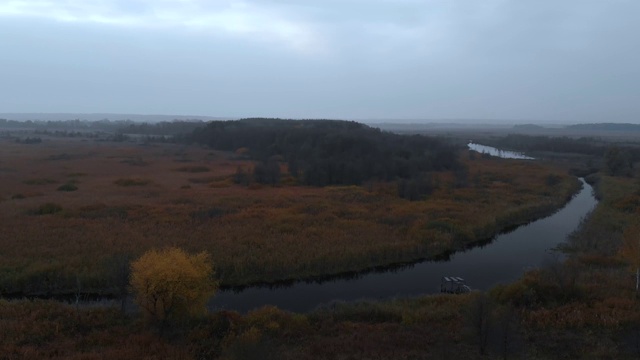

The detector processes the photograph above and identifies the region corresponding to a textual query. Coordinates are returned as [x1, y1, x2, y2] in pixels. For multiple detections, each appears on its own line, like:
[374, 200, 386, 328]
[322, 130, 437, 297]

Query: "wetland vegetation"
[1, 119, 640, 359]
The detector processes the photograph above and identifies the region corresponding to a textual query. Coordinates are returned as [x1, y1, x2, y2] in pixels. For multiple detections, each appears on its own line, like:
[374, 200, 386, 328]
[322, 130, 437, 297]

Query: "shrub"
[57, 183, 78, 192]
[175, 166, 210, 173]
[69, 204, 129, 220]
[114, 178, 151, 186]
[312, 302, 403, 324]
[130, 247, 218, 326]
[47, 153, 73, 160]
[546, 174, 563, 186]
[23, 178, 57, 185]
[121, 158, 150, 166]
[29, 203, 63, 215]
[188, 176, 217, 184]
[190, 207, 235, 221]
[209, 179, 232, 188]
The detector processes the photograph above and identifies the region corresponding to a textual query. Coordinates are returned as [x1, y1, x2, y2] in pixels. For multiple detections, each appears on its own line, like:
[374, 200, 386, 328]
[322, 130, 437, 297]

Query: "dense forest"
[189, 118, 461, 192]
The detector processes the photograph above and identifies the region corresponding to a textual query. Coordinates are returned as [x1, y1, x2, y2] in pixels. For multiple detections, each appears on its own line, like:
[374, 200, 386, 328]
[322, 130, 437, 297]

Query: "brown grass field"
[0, 135, 579, 295]
[3, 135, 640, 359]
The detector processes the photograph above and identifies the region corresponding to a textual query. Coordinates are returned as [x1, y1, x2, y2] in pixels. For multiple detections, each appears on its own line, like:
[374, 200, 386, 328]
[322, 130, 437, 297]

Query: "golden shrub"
[130, 247, 217, 323]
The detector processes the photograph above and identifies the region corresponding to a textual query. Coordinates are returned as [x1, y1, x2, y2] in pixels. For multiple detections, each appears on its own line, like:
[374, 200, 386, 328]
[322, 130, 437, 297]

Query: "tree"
[605, 146, 633, 176]
[130, 247, 218, 327]
[110, 253, 133, 314]
[252, 159, 281, 185]
[620, 223, 640, 295]
[468, 292, 493, 356]
[233, 166, 250, 186]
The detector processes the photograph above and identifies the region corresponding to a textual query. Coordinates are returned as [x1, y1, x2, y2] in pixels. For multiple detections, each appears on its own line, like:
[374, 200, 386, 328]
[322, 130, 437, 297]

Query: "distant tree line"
[190, 118, 463, 197]
[483, 134, 606, 156]
[0, 118, 205, 137]
[117, 121, 205, 136]
[14, 137, 42, 144]
[0, 118, 135, 131]
[33, 130, 99, 138]
[565, 123, 640, 132]
[0, 119, 204, 144]
[484, 134, 639, 177]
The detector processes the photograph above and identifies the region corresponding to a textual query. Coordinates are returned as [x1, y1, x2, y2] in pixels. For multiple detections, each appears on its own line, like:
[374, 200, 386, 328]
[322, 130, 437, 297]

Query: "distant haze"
[1, 1, 639, 123]
[0, 113, 231, 122]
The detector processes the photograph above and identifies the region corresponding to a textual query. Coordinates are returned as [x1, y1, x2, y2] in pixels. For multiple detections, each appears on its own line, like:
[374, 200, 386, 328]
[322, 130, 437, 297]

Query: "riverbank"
[208, 177, 593, 312]
[2, 177, 588, 314]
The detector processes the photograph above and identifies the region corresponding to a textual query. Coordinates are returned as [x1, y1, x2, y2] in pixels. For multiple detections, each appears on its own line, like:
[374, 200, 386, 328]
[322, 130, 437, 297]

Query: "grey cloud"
[1, 0, 639, 122]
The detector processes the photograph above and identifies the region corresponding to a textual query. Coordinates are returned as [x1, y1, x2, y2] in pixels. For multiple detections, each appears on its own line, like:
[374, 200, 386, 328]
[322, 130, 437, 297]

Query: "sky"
[1, 0, 639, 123]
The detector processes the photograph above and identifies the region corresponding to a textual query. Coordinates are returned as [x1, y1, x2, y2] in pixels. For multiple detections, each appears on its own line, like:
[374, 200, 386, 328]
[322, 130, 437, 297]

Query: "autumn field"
[1, 130, 640, 359]
[1, 171, 639, 359]
[0, 135, 578, 296]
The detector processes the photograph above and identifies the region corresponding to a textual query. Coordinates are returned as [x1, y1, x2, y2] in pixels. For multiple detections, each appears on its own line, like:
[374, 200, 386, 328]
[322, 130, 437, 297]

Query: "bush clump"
[114, 178, 151, 187]
[130, 247, 218, 326]
[121, 158, 150, 166]
[29, 203, 63, 215]
[57, 183, 78, 192]
[23, 178, 57, 185]
[175, 165, 210, 173]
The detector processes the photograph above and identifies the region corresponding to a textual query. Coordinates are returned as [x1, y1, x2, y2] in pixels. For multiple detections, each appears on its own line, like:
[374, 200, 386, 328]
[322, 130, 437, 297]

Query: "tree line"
[484, 134, 638, 177]
[484, 134, 606, 156]
[190, 118, 463, 196]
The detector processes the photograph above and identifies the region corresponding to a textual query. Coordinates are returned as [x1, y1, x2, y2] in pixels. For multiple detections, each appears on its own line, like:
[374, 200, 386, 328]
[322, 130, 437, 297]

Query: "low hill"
[190, 118, 461, 188]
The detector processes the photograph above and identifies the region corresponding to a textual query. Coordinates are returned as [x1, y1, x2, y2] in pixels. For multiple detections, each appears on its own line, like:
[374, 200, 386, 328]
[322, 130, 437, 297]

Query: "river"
[48, 144, 595, 314]
[210, 174, 596, 312]
[468, 142, 534, 160]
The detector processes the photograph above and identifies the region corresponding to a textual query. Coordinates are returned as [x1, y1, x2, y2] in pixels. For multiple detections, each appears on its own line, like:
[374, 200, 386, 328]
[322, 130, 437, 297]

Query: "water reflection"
[210, 179, 596, 313]
[468, 142, 534, 160]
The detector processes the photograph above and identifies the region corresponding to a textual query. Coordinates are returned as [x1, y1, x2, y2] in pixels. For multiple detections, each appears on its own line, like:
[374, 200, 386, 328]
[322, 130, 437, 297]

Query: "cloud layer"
[1, 0, 639, 122]
[1, 1, 325, 53]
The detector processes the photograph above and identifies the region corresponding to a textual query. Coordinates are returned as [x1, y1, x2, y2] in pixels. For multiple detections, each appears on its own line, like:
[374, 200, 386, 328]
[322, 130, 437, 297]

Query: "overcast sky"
[1, 0, 639, 123]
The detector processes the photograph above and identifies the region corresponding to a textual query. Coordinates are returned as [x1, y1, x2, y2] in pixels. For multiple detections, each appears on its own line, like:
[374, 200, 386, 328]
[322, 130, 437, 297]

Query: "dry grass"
[1, 136, 639, 359]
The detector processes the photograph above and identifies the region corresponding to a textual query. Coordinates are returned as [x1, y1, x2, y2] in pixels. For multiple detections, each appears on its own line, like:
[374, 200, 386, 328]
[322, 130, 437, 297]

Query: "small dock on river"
[440, 277, 471, 294]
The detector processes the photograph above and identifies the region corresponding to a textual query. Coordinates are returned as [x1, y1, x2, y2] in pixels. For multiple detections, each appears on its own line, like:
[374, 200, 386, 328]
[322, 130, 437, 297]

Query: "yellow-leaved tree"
[619, 222, 640, 295]
[130, 247, 218, 325]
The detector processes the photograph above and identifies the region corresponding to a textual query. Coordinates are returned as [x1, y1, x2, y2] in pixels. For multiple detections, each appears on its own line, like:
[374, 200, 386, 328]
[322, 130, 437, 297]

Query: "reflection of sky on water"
[210, 179, 595, 313]
[468, 143, 534, 160]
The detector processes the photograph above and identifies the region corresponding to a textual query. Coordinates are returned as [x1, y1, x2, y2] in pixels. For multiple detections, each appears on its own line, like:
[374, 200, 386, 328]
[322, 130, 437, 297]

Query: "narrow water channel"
[468, 142, 534, 159]
[210, 178, 596, 313]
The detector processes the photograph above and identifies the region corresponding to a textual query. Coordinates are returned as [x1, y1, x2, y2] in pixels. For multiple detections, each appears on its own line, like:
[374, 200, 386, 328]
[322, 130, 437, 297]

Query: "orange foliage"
[130, 247, 217, 323]
[0, 300, 191, 359]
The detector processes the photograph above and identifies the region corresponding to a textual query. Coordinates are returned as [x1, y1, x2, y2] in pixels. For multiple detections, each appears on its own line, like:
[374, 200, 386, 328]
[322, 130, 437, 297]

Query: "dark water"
[468, 143, 534, 160]
[210, 179, 596, 313]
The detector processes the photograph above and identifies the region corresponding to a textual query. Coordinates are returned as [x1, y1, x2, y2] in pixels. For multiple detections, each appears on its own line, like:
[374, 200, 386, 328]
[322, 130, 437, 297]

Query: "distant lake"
[210, 179, 595, 313]
[468, 143, 534, 160]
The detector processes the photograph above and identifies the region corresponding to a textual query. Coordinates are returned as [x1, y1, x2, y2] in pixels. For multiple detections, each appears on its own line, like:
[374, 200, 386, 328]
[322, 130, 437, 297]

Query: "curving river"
[210, 175, 597, 313]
